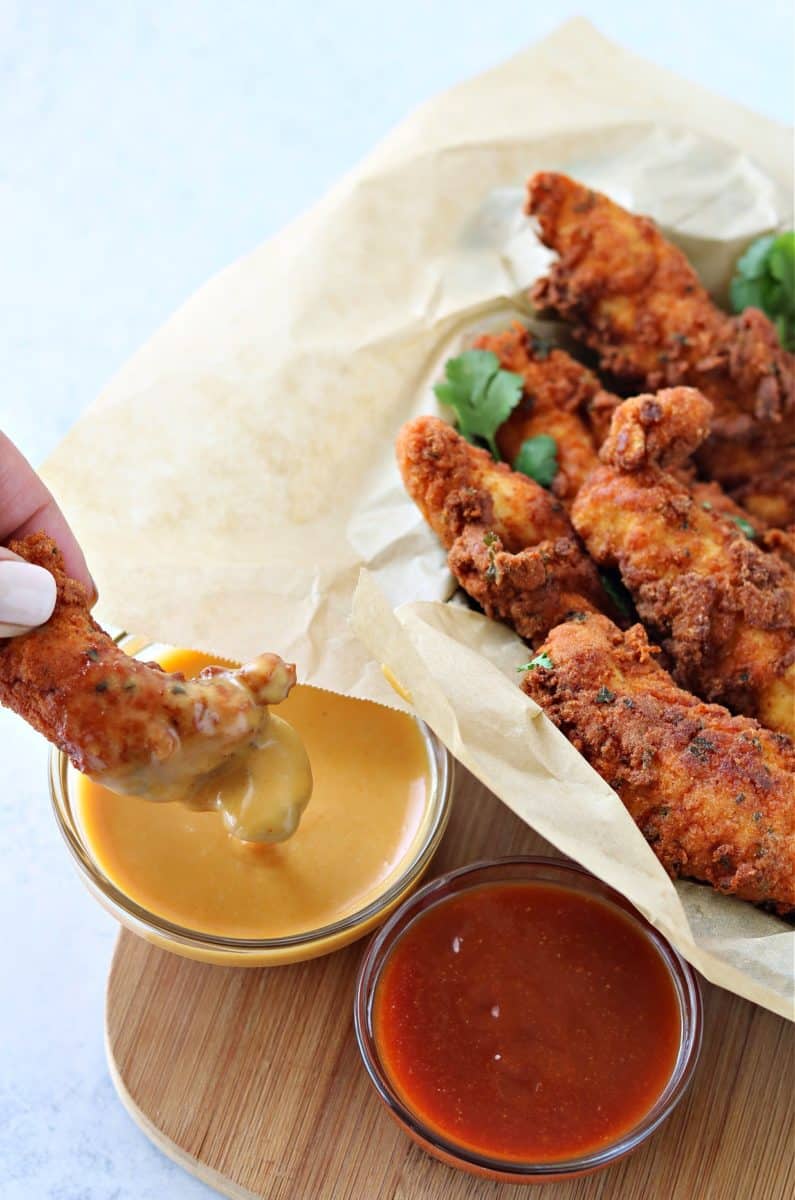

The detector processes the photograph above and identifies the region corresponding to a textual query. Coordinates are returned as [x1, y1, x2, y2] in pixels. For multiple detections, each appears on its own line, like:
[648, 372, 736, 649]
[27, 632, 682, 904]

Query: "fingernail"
[0, 560, 57, 635]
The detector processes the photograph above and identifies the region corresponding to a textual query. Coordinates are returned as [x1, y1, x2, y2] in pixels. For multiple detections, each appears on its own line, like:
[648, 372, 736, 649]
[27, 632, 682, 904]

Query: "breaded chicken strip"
[474, 323, 604, 503]
[572, 391, 795, 736]
[448, 526, 609, 645]
[396, 415, 572, 551]
[397, 416, 614, 640]
[527, 172, 795, 433]
[522, 613, 795, 912]
[0, 533, 297, 801]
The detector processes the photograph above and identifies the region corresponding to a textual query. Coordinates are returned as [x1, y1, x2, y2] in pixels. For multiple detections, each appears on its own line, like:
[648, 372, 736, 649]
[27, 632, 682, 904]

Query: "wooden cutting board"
[106, 768, 793, 1200]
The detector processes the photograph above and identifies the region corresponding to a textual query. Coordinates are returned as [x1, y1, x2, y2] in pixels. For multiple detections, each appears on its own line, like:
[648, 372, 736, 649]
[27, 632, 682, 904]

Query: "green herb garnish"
[513, 434, 558, 488]
[595, 686, 616, 704]
[434, 350, 523, 459]
[729, 231, 795, 351]
[728, 514, 757, 540]
[86, 647, 100, 662]
[598, 569, 634, 619]
[517, 652, 553, 673]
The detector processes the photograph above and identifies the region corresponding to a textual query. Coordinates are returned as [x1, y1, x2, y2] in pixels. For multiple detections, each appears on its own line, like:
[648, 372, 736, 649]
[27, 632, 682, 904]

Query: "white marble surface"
[0, 3, 790, 1197]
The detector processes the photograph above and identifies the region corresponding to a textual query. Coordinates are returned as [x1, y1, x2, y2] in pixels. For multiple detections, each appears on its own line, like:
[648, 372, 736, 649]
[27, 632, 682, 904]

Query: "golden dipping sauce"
[74, 649, 433, 942]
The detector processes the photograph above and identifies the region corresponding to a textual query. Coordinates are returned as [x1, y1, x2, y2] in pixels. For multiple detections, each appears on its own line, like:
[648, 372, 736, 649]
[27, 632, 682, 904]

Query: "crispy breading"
[572, 395, 795, 736]
[396, 415, 572, 551]
[762, 526, 795, 571]
[474, 323, 602, 503]
[522, 613, 795, 912]
[599, 387, 714, 472]
[725, 446, 795, 530]
[448, 527, 608, 645]
[526, 172, 795, 430]
[0, 533, 296, 797]
[397, 416, 616, 638]
[688, 480, 764, 534]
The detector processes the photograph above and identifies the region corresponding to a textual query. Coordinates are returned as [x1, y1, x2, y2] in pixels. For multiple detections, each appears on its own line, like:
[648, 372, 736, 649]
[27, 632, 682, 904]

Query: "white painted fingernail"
[0, 561, 57, 635]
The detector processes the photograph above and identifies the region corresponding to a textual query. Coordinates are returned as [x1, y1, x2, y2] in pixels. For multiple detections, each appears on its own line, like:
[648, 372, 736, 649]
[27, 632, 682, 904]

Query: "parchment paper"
[43, 19, 794, 1016]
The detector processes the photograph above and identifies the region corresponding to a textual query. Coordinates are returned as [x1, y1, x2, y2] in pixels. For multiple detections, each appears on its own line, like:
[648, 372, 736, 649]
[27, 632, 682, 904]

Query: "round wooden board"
[106, 768, 794, 1200]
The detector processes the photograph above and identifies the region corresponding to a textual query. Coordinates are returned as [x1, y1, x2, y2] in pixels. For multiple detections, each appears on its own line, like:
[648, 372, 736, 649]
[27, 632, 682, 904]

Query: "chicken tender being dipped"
[0, 533, 313, 842]
[572, 390, 795, 736]
[397, 416, 617, 644]
[522, 613, 795, 913]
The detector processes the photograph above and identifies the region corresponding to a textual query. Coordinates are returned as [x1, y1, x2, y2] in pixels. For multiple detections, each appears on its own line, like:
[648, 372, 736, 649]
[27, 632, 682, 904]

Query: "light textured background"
[0, 3, 791, 1197]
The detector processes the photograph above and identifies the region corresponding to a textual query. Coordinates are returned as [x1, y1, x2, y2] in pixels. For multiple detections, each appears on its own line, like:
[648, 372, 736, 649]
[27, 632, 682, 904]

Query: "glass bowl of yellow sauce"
[50, 638, 453, 965]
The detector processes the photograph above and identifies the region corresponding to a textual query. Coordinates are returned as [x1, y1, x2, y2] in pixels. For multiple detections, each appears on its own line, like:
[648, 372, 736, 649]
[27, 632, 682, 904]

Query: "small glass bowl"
[49, 636, 454, 967]
[354, 856, 702, 1183]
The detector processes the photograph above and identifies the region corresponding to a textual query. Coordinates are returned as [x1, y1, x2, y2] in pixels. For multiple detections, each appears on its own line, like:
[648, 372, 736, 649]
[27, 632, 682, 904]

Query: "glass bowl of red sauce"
[354, 856, 702, 1183]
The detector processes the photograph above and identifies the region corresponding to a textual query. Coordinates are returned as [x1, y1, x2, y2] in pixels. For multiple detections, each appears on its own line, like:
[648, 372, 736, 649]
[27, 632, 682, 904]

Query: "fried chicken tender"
[397, 416, 614, 640]
[396, 415, 573, 551]
[448, 526, 609, 645]
[522, 613, 795, 912]
[527, 172, 795, 432]
[572, 391, 795, 736]
[0, 533, 297, 801]
[474, 323, 603, 503]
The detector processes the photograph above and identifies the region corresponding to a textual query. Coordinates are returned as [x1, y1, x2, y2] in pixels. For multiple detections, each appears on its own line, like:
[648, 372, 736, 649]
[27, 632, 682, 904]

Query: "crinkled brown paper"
[44, 19, 794, 1017]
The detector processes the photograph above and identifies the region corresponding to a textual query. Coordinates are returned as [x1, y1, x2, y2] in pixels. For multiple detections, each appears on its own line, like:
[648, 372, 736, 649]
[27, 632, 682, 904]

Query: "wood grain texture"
[106, 768, 794, 1200]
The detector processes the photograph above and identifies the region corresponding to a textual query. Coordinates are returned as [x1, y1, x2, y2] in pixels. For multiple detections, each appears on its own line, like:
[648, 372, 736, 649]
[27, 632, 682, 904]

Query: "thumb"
[0, 547, 57, 638]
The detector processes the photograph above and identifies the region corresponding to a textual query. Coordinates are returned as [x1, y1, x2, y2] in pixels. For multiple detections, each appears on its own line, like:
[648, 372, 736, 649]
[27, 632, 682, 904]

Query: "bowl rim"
[353, 854, 703, 1181]
[49, 637, 454, 955]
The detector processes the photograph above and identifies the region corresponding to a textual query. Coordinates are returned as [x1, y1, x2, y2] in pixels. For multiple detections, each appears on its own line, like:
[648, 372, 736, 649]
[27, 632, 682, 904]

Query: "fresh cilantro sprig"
[513, 434, 558, 487]
[729, 231, 795, 351]
[517, 651, 553, 673]
[433, 350, 523, 459]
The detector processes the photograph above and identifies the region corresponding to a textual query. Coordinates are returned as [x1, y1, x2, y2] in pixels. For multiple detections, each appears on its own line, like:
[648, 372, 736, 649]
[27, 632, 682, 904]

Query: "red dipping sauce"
[356, 860, 701, 1181]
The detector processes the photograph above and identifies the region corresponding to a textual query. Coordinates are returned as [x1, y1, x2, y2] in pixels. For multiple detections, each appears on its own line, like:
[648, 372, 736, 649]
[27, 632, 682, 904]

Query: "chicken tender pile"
[397, 170, 795, 913]
[526, 171, 795, 524]
[572, 390, 795, 737]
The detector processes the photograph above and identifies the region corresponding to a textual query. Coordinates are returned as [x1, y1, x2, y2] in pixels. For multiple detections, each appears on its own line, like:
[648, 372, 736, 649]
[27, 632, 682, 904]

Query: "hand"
[0, 431, 94, 637]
